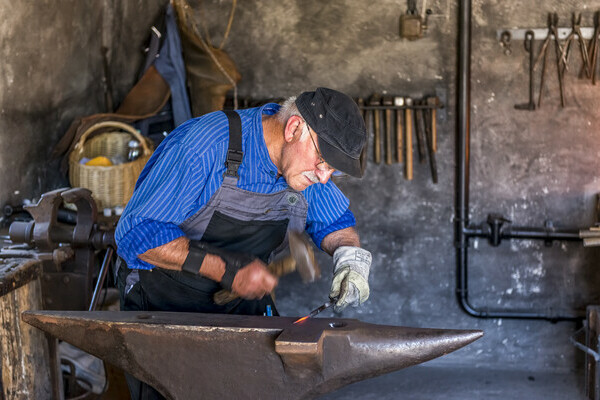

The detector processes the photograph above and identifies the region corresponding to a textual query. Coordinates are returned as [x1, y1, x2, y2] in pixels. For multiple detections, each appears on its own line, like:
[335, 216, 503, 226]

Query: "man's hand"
[329, 246, 372, 312]
[231, 259, 278, 299]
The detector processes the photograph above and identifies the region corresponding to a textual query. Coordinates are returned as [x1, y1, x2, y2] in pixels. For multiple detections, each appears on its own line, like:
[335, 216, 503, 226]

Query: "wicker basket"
[69, 121, 153, 209]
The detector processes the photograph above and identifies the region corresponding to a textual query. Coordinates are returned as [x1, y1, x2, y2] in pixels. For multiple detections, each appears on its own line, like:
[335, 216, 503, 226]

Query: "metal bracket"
[496, 27, 595, 41]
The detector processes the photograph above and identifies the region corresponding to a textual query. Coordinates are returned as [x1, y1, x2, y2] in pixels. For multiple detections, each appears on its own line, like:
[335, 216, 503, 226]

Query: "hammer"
[382, 96, 394, 165]
[213, 231, 320, 305]
[394, 96, 404, 163]
[426, 96, 439, 152]
[404, 97, 413, 180]
[369, 94, 382, 164]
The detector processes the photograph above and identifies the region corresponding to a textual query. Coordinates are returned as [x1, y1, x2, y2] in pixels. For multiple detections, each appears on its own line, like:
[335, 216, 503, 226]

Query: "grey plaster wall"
[2, 0, 600, 378]
[0, 0, 167, 207]
[193, 0, 600, 373]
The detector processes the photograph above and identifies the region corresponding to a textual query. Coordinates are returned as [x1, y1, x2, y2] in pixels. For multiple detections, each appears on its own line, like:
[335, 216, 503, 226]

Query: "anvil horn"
[22, 311, 483, 400]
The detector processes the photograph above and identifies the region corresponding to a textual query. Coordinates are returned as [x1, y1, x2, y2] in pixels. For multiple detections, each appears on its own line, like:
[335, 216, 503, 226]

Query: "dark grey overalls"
[117, 111, 309, 399]
[118, 110, 308, 317]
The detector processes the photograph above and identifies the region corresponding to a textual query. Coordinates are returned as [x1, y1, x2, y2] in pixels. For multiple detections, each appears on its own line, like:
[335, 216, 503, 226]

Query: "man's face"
[280, 119, 336, 191]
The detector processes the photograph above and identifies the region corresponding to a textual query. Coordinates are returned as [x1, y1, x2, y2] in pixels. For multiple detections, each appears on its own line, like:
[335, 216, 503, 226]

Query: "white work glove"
[329, 246, 372, 312]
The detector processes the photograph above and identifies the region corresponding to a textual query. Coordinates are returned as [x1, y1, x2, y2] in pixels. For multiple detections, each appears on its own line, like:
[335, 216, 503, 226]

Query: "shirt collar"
[253, 103, 281, 177]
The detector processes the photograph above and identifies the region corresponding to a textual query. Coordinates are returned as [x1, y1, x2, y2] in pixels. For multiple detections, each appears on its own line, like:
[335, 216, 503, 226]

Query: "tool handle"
[423, 109, 438, 184]
[431, 108, 437, 152]
[365, 108, 373, 163]
[385, 109, 393, 165]
[373, 110, 381, 164]
[213, 255, 296, 305]
[396, 109, 403, 163]
[414, 106, 427, 164]
[405, 108, 413, 180]
[369, 95, 382, 165]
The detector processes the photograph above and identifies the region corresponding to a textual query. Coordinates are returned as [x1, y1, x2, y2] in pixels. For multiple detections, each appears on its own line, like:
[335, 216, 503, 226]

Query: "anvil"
[22, 311, 483, 399]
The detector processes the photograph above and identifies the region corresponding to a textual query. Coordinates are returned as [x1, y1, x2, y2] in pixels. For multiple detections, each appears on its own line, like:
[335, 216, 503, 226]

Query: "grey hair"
[277, 96, 309, 140]
[276, 96, 299, 123]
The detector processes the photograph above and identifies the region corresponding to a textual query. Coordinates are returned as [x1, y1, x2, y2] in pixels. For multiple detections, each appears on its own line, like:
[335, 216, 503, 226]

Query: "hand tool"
[394, 96, 404, 163]
[382, 96, 394, 164]
[422, 104, 438, 184]
[363, 97, 373, 165]
[426, 96, 438, 151]
[356, 97, 368, 172]
[549, 13, 566, 107]
[535, 13, 565, 107]
[514, 30, 536, 111]
[561, 13, 591, 78]
[369, 94, 382, 164]
[414, 100, 427, 164]
[405, 97, 413, 180]
[23, 310, 483, 400]
[214, 231, 319, 305]
[535, 20, 551, 107]
[590, 12, 600, 84]
[293, 301, 333, 324]
[357, 97, 366, 121]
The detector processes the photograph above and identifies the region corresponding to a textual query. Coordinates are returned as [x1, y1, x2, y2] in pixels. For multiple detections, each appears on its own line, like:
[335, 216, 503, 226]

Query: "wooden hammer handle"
[213, 256, 296, 305]
[405, 106, 413, 180]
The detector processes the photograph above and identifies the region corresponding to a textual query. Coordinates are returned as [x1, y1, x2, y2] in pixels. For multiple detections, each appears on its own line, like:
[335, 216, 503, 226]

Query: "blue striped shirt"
[115, 103, 356, 270]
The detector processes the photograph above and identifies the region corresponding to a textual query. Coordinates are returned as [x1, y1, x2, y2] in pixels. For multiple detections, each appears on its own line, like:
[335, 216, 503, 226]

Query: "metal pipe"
[454, 0, 582, 321]
[464, 225, 581, 242]
[455, 0, 475, 318]
[359, 104, 441, 110]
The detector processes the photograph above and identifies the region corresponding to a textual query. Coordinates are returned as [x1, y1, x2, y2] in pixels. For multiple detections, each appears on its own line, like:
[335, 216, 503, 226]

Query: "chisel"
[405, 97, 413, 180]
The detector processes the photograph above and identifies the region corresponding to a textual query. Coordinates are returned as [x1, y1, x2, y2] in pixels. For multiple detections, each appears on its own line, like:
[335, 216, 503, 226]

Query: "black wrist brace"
[181, 241, 253, 291]
[181, 241, 208, 275]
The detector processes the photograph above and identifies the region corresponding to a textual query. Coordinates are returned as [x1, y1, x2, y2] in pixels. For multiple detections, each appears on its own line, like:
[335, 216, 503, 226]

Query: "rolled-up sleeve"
[115, 139, 210, 269]
[303, 181, 356, 249]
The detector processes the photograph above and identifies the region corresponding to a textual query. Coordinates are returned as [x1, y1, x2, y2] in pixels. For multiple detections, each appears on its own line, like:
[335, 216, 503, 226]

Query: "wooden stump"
[0, 258, 53, 399]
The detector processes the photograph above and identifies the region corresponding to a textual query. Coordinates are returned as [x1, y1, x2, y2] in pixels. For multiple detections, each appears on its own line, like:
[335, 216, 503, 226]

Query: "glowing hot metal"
[294, 301, 332, 324]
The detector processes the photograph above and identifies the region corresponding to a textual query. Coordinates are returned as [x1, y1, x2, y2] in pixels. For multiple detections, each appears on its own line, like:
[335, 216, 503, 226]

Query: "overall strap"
[223, 110, 243, 178]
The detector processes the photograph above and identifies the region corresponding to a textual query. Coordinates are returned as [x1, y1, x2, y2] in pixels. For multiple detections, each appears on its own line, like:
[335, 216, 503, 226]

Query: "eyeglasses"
[305, 122, 342, 176]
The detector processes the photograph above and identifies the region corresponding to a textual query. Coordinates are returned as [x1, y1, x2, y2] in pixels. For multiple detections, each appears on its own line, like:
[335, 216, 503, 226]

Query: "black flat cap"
[296, 87, 367, 178]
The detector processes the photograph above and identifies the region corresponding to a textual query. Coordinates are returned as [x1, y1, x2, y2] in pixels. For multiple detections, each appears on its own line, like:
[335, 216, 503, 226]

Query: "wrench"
[515, 31, 536, 111]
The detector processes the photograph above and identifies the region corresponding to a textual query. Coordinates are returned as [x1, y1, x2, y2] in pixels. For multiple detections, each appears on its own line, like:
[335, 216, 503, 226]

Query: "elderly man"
[115, 87, 372, 398]
[116, 86, 371, 319]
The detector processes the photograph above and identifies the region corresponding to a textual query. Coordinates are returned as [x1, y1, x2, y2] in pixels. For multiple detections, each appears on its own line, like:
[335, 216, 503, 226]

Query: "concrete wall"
[0, 0, 167, 207]
[192, 0, 600, 372]
[2, 0, 600, 376]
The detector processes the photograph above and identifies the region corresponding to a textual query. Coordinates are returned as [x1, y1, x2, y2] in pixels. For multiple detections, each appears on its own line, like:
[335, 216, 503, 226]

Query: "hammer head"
[288, 231, 320, 283]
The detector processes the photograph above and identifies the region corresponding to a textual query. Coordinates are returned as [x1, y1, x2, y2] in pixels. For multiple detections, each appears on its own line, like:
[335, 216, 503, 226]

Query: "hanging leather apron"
[119, 110, 308, 317]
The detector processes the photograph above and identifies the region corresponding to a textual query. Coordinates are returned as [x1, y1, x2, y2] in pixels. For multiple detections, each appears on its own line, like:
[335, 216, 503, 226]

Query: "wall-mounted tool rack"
[496, 12, 600, 108]
[224, 95, 444, 183]
[496, 27, 595, 41]
[358, 96, 443, 184]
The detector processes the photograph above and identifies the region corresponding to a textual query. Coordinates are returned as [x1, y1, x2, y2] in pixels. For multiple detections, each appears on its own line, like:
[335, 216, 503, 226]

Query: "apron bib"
[120, 110, 308, 316]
